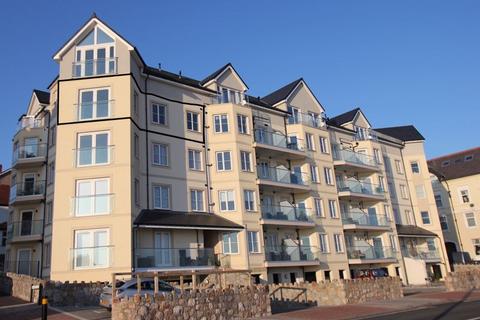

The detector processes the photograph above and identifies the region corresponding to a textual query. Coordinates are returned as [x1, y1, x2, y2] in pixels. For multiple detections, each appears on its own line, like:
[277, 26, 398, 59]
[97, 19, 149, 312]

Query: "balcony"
[401, 248, 441, 262]
[70, 194, 114, 216]
[71, 246, 114, 270]
[75, 100, 115, 121]
[15, 117, 44, 135]
[265, 245, 320, 267]
[333, 148, 380, 173]
[12, 144, 47, 168]
[5, 260, 40, 277]
[9, 181, 45, 205]
[253, 129, 306, 159]
[257, 166, 310, 192]
[7, 220, 43, 243]
[342, 211, 391, 231]
[260, 205, 315, 228]
[354, 127, 378, 141]
[337, 179, 385, 202]
[211, 91, 248, 105]
[74, 146, 114, 167]
[134, 248, 216, 271]
[72, 57, 118, 78]
[288, 112, 326, 129]
[347, 246, 397, 264]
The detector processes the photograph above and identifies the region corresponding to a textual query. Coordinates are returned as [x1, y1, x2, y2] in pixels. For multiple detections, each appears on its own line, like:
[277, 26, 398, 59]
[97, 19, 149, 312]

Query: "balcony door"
[367, 207, 378, 226]
[20, 211, 33, 236]
[261, 196, 273, 217]
[24, 137, 39, 158]
[17, 249, 31, 275]
[154, 231, 172, 267]
[373, 238, 384, 258]
[22, 173, 35, 196]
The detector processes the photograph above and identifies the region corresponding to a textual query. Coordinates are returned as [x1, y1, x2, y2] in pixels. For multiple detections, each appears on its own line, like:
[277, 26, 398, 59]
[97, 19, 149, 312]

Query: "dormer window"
[217, 86, 244, 104]
[73, 26, 116, 77]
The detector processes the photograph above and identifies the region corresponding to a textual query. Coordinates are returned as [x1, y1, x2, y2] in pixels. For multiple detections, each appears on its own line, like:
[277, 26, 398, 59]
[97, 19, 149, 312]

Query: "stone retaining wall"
[112, 285, 271, 320]
[445, 265, 480, 291]
[0, 272, 44, 302]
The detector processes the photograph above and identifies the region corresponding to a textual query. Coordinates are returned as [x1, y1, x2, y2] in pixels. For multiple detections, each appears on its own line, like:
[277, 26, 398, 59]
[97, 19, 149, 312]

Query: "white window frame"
[188, 149, 202, 171]
[152, 103, 167, 125]
[74, 178, 111, 217]
[395, 160, 403, 174]
[219, 190, 235, 212]
[373, 148, 381, 164]
[389, 235, 397, 251]
[328, 200, 338, 218]
[305, 133, 315, 151]
[73, 228, 110, 270]
[410, 161, 420, 174]
[213, 114, 229, 133]
[216, 151, 232, 171]
[459, 188, 470, 203]
[310, 164, 319, 183]
[465, 212, 476, 228]
[440, 215, 449, 230]
[240, 151, 252, 172]
[222, 232, 239, 254]
[77, 87, 111, 121]
[237, 114, 249, 134]
[247, 231, 260, 253]
[152, 143, 169, 166]
[415, 185, 426, 199]
[76, 131, 111, 167]
[324, 167, 333, 185]
[319, 137, 329, 154]
[152, 185, 171, 209]
[421, 211, 431, 224]
[186, 111, 200, 132]
[319, 234, 329, 253]
[190, 189, 204, 212]
[434, 194, 443, 208]
[244, 190, 256, 212]
[400, 184, 408, 199]
[314, 198, 324, 217]
[333, 234, 344, 253]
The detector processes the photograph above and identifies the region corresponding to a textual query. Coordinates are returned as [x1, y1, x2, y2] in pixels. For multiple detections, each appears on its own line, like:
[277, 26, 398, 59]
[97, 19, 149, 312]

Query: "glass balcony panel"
[257, 165, 309, 186]
[254, 129, 304, 151]
[401, 248, 440, 260]
[72, 57, 118, 78]
[71, 194, 114, 216]
[333, 148, 377, 167]
[261, 205, 312, 222]
[347, 246, 395, 260]
[12, 144, 47, 164]
[342, 211, 390, 227]
[71, 246, 113, 269]
[7, 220, 43, 239]
[265, 245, 319, 262]
[74, 146, 114, 166]
[10, 181, 45, 202]
[134, 248, 215, 268]
[336, 179, 384, 195]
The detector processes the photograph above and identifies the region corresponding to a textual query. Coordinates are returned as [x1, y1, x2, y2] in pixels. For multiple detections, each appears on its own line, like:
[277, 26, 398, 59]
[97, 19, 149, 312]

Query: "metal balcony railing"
[347, 246, 395, 260]
[12, 144, 47, 163]
[337, 179, 385, 196]
[257, 165, 309, 186]
[134, 248, 215, 268]
[288, 112, 326, 128]
[265, 245, 320, 262]
[254, 129, 305, 152]
[5, 260, 40, 277]
[74, 146, 114, 166]
[71, 246, 114, 269]
[72, 57, 118, 78]
[261, 205, 312, 222]
[7, 220, 43, 239]
[71, 194, 114, 216]
[341, 211, 390, 227]
[10, 181, 46, 202]
[333, 148, 378, 167]
[401, 248, 440, 260]
[74, 100, 115, 121]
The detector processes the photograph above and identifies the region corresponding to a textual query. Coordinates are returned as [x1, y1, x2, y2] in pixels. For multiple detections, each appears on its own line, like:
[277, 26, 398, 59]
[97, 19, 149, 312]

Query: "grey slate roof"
[327, 108, 360, 126]
[396, 224, 437, 237]
[428, 147, 480, 180]
[262, 78, 303, 105]
[33, 90, 50, 105]
[375, 125, 425, 142]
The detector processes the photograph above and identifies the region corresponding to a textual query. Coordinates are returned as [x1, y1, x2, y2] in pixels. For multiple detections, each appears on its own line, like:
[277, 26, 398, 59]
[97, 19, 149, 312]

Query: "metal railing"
[71, 194, 114, 216]
[288, 112, 326, 128]
[12, 144, 47, 163]
[72, 57, 118, 77]
[74, 100, 115, 121]
[257, 165, 309, 186]
[7, 219, 43, 239]
[135, 248, 215, 269]
[347, 246, 395, 260]
[265, 245, 320, 262]
[10, 181, 46, 202]
[341, 211, 390, 227]
[5, 260, 40, 277]
[401, 248, 440, 260]
[337, 179, 385, 196]
[261, 205, 312, 222]
[74, 146, 114, 166]
[16, 117, 44, 132]
[71, 245, 114, 269]
[333, 148, 378, 167]
[254, 129, 305, 152]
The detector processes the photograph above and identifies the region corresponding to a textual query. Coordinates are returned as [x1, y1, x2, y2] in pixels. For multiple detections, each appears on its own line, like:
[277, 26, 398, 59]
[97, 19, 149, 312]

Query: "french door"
[154, 232, 172, 267]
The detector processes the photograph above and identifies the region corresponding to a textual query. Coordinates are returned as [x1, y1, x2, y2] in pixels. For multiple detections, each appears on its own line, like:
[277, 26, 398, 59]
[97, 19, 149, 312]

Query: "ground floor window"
[74, 228, 109, 269]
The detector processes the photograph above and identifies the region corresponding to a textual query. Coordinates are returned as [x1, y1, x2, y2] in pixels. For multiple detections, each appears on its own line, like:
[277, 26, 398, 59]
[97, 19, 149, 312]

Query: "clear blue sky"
[1, 1, 478, 168]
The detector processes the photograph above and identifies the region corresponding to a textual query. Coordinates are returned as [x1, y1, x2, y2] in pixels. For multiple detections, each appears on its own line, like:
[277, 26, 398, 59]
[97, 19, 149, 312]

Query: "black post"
[41, 295, 48, 320]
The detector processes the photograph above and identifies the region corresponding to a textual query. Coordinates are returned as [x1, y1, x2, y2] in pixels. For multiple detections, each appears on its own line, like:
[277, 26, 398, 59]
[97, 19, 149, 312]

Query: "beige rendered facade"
[6, 15, 449, 284]
[429, 147, 480, 266]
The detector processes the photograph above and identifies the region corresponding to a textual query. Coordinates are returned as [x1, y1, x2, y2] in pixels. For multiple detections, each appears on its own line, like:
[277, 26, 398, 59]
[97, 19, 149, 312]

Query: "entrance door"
[17, 249, 31, 275]
[20, 211, 33, 236]
[373, 238, 384, 258]
[154, 232, 171, 267]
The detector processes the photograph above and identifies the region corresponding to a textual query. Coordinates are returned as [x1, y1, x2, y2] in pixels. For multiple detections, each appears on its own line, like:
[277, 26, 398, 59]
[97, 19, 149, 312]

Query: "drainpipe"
[39, 109, 51, 278]
[203, 104, 212, 213]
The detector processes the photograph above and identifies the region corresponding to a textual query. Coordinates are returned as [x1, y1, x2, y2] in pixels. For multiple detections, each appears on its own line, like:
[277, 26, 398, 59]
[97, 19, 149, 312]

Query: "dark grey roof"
[262, 78, 303, 105]
[327, 108, 360, 126]
[396, 224, 437, 237]
[134, 210, 244, 230]
[375, 125, 425, 142]
[144, 66, 217, 93]
[428, 147, 480, 180]
[33, 90, 50, 105]
[199, 63, 249, 89]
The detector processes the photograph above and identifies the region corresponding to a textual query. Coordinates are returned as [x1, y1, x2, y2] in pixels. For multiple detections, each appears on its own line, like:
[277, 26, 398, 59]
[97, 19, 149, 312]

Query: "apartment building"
[429, 147, 480, 266]
[6, 15, 448, 284]
[0, 166, 11, 271]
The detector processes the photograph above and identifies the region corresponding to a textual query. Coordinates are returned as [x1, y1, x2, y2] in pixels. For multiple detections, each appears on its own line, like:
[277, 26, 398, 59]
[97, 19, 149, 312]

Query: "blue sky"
[0, 1, 478, 168]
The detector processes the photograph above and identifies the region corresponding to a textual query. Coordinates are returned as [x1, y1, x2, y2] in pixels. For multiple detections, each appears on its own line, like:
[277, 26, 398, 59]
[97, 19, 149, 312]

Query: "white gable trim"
[285, 80, 324, 112]
[53, 17, 133, 61]
[203, 65, 248, 91]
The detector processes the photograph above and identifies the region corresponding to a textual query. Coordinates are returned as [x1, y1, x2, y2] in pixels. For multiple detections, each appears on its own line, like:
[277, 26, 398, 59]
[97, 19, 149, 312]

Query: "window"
[378, 176, 385, 192]
[48, 162, 55, 185]
[237, 114, 249, 134]
[153, 185, 170, 209]
[319, 234, 329, 253]
[389, 235, 397, 251]
[133, 91, 139, 116]
[152, 103, 167, 125]
[190, 189, 204, 212]
[219, 87, 243, 104]
[188, 149, 202, 170]
[434, 194, 443, 208]
[75, 178, 110, 216]
[244, 190, 256, 211]
[328, 200, 338, 218]
[373, 148, 381, 164]
[400, 184, 408, 199]
[222, 232, 239, 254]
[426, 239, 436, 251]
[219, 190, 235, 211]
[333, 234, 344, 253]
[152, 143, 168, 166]
[247, 231, 260, 253]
[324, 167, 333, 185]
[134, 179, 140, 206]
[395, 160, 403, 174]
[50, 125, 56, 146]
[473, 239, 480, 256]
[44, 242, 51, 267]
[216, 151, 232, 171]
[77, 132, 110, 166]
[384, 205, 391, 219]
[319, 137, 329, 153]
[440, 215, 448, 230]
[214, 114, 229, 133]
[305, 133, 315, 151]
[78, 88, 110, 120]
[310, 164, 319, 183]
[74, 229, 109, 269]
[314, 198, 324, 217]
[46, 201, 53, 224]
[421, 211, 431, 224]
[410, 161, 420, 173]
[134, 134, 139, 158]
[240, 151, 252, 171]
[415, 185, 426, 199]
[442, 160, 450, 167]
[465, 155, 474, 161]
[186, 112, 200, 131]
[465, 212, 476, 227]
[405, 210, 412, 225]
[460, 189, 470, 203]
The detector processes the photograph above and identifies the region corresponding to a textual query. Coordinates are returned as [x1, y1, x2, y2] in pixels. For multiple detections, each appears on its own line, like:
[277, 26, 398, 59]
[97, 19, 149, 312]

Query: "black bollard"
[41, 296, 48, 320]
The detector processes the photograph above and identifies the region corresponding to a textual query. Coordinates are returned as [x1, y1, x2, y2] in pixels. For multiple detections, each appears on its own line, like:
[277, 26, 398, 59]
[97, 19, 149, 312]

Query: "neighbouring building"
[0, 165, 11, 271]
[429, 147, 480, 266]
[5, 15, 449, 285]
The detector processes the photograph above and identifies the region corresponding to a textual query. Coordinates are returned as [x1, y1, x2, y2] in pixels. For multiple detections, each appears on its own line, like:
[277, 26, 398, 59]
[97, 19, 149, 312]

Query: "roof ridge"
[428, 146, 480, 162]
